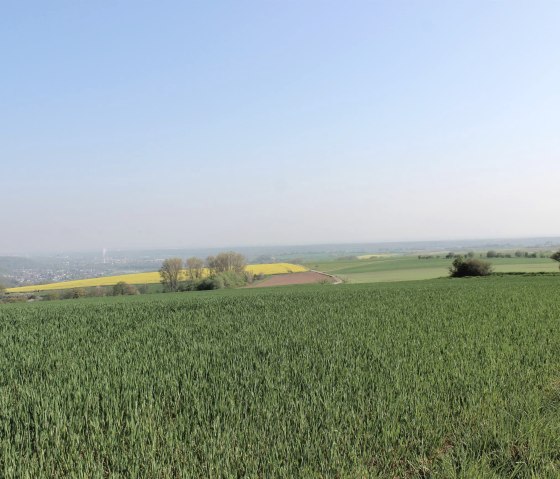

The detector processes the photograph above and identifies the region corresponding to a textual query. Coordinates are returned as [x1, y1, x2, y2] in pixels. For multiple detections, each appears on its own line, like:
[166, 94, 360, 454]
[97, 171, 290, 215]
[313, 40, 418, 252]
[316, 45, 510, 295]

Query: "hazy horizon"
[3, 1, 559, 254]
[3, 235, 560, 259]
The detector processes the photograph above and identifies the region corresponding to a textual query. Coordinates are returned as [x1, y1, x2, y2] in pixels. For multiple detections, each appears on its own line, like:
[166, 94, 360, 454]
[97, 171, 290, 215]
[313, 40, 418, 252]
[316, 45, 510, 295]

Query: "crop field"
[248, 271, 338, 288]
[1, 276, 559, 477]
[310, 256, 559, 283]
[6, 263, 307, 293]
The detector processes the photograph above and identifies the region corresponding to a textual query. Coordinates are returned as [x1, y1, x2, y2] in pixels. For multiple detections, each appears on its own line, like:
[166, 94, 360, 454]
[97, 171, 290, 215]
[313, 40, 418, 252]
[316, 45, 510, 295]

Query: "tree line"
[159, 251, 256, 292]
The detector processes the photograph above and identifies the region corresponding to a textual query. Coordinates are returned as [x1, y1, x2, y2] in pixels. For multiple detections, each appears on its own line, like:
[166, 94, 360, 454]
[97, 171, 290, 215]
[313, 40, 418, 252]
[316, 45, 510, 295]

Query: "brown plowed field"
[248, 271, 337, 288]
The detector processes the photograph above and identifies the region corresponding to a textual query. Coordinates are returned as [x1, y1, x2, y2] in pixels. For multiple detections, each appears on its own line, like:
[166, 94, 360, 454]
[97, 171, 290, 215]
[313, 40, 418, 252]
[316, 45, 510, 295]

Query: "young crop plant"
[1, 276, 559, 477]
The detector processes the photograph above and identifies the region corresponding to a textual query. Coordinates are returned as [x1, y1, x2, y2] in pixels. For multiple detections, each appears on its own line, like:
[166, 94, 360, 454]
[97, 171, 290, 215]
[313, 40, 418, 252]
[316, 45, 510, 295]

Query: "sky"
[1, 1, 560, 254]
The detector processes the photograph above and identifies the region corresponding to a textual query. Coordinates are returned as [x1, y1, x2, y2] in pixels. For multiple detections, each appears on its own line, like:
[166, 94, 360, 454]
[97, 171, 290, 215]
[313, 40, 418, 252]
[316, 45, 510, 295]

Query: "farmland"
[6, 263, 307, 293]
[309, 255, 559, 284]
[248, 270, 338, 287]
[1, 276, 559, 477]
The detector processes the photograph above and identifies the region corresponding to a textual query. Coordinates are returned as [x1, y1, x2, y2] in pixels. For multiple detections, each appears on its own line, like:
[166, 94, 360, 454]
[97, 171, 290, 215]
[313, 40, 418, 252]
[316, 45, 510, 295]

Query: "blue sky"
[2, 1, 559, 253]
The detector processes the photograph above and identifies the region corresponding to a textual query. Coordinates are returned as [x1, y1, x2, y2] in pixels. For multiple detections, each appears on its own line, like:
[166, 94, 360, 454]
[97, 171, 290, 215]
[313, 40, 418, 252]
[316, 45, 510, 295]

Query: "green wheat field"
[1, 276, 559, 477]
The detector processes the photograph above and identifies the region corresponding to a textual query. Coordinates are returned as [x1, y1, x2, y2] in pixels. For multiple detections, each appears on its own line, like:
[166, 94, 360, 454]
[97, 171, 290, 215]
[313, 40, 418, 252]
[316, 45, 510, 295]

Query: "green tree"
[551, 250, 560, 270]
[112, 282, 138, 296]
[159, 258, 183, 292]
[186, 257, 205, 279]
[206, 252, 247, 274]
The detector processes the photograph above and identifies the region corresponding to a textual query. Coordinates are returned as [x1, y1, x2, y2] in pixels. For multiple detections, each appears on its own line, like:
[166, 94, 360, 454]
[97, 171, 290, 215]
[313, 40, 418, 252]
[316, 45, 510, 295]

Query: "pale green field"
[307, 256, 559, 283]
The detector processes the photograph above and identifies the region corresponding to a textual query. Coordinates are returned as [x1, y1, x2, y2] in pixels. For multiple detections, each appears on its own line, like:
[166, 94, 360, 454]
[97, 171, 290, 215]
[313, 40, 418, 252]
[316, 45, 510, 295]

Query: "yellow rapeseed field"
[7, 263, 308, 293]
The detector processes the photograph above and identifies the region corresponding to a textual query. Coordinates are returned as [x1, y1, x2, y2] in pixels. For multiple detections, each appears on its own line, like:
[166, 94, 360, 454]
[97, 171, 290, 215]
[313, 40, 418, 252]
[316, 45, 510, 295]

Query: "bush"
[197, 277, 224, 291]
[112, 282, 138, 296]
[44, 292, 61, 301]
[89, 286, 108, 297]
[176, 271, 252, 292]
[217, 271, 251, 288]
[450, 257, 493, 278]
[63, 288, 88, 300]
[178, 280, 199, 292]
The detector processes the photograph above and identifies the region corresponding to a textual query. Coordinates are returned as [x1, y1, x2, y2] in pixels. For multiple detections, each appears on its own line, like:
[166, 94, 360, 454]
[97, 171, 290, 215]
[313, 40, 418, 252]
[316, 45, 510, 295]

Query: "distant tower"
[102, 248, 107, 264]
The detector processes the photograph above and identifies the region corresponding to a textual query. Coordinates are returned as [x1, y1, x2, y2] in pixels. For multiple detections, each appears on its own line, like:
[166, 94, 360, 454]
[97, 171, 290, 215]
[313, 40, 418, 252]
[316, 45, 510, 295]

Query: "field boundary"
[309, 270, 343, 285]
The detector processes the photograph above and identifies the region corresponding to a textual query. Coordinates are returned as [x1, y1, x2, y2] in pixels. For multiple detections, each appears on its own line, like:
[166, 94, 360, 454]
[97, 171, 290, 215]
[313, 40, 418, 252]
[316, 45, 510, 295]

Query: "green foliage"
[1, 277, 560, 476]
[44, 291, 61, 301]
[112, 281, 138, 296]
[206, 251, 246, 274]
[214, 271, 251, 288]
[449, 257, 493, 277]
[179, 271, 250, 291]
[62, 287, 87, 299]
[551, 250, 560, 269]
[198, 276, 224, 290]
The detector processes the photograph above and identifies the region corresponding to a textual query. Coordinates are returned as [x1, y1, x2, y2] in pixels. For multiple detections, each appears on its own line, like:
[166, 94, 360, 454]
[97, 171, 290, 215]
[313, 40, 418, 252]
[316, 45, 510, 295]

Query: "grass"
[309, 256, 559, 283]
[1, 276, 560, 477]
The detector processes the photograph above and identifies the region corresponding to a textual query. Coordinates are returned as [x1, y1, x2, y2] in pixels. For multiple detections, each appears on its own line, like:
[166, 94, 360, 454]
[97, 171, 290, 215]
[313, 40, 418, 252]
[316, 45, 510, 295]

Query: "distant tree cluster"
[159, 252, 251, 292]
[449, 257, 493, 278]
[488, 250, 541, 259]
[207, 252, 246, 275]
